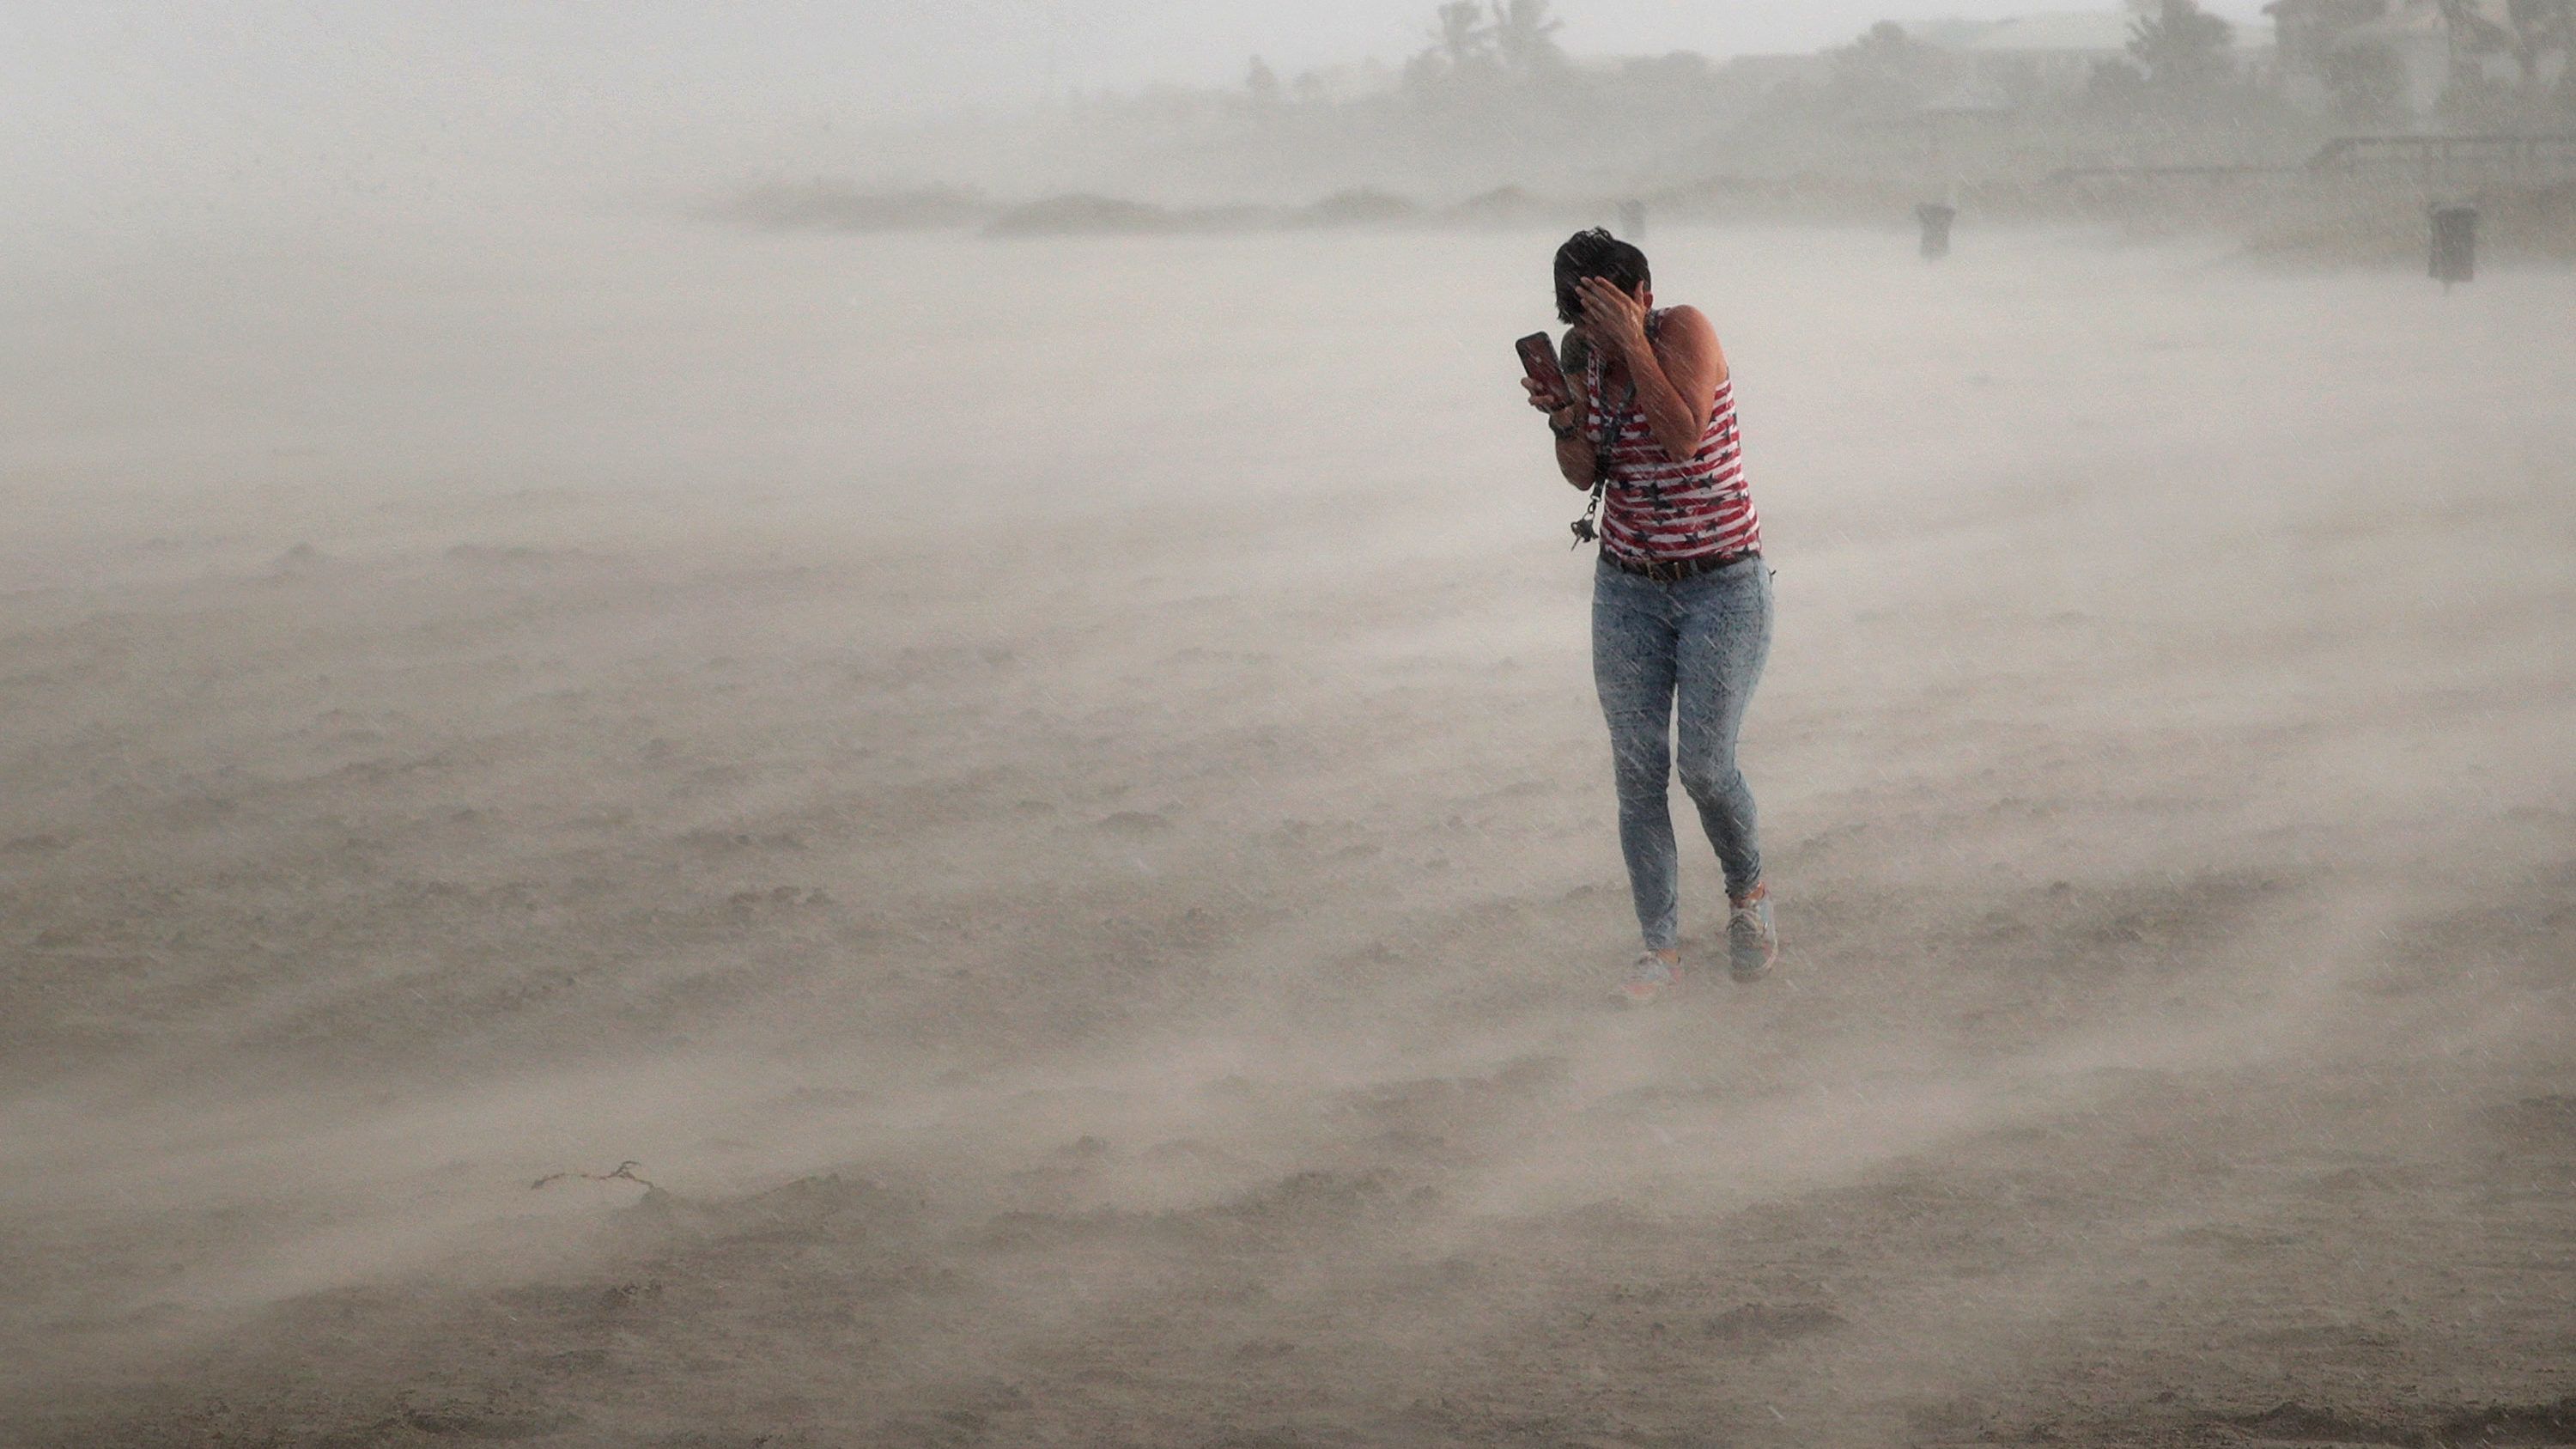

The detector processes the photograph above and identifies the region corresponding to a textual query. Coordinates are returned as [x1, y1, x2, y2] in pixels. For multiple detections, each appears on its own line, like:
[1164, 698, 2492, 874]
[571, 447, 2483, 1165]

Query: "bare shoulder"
[1653, 304, 1728, 382]
[1559, 328, 1593, 372]
[1655, 304, 1720, 345]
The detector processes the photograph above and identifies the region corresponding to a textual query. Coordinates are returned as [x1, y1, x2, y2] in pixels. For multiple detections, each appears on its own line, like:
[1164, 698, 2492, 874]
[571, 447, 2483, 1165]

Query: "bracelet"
[1550, 415, 1579, 441]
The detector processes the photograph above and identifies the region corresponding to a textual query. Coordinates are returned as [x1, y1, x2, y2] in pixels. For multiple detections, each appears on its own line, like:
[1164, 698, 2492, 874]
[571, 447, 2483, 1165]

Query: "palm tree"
[1490, 0, 1567, 76]
[2128, 0, 2237, 87]
[2433, 0, 2516, 91]
[1430, 2, 1494, 71]
[2503, 0, 2576, 87]
[1246, 55, 1283, 104]
[1838, 20, 1930, 72]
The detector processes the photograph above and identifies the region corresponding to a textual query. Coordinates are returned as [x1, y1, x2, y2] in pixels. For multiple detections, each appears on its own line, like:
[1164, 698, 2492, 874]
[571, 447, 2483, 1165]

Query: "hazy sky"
[9, 2, 2275, 125]
[3, 0, 2271, 261]
[840, 1, 2269, 105]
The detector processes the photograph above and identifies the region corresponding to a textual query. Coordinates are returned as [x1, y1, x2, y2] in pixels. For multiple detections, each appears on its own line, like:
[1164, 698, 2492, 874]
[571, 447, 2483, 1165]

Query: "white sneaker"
[1617, 952, 1683, 1005]
[1728, 886, 1778, 983]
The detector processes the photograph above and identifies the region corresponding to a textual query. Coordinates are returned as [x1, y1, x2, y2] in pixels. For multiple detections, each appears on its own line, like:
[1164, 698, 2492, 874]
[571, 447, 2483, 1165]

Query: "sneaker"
[1617, 952, 1683, 1005]
[1727, 886, 1778, 983]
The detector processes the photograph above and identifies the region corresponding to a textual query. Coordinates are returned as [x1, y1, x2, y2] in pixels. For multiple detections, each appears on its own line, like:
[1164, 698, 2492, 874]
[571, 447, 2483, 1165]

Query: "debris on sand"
[530, 1160, 656, 1192]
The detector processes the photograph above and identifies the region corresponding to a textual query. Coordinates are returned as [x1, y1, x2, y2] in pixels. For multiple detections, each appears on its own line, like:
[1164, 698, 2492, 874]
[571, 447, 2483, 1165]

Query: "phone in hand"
[1516, 332, 1568, 402]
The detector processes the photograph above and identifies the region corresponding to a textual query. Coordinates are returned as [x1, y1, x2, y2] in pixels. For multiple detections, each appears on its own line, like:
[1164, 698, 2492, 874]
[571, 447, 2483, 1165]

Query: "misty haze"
[3, 3, 2573, 1446]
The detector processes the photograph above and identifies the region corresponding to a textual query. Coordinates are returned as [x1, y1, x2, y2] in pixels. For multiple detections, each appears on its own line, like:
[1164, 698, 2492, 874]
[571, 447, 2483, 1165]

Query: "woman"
[1521, 228, 1777, 1003]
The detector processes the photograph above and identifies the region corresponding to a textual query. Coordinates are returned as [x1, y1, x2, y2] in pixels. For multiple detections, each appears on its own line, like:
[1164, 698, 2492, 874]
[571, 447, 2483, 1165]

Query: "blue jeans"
[1592, 554, 1773, 952]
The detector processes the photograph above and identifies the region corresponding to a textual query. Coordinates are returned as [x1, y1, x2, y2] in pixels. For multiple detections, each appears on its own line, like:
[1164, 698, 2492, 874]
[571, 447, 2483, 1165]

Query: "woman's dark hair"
[1554, 228, 1650, 326]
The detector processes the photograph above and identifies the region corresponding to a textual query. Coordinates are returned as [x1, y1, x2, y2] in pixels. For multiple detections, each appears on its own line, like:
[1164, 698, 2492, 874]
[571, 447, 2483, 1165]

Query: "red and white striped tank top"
[1585, 312, 1762, 567]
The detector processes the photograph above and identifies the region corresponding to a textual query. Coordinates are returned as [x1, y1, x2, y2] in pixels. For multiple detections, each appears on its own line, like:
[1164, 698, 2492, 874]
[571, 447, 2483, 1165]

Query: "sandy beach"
[3, 218, 2572, 1446]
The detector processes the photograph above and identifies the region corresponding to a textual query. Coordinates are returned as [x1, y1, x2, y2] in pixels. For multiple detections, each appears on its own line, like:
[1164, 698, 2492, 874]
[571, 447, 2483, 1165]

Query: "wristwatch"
[1550, 411, 1579, 441]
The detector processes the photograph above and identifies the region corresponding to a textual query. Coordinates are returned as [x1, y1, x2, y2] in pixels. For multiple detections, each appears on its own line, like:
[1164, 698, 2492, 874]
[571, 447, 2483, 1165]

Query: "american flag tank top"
[1584, 314, 1763, 567]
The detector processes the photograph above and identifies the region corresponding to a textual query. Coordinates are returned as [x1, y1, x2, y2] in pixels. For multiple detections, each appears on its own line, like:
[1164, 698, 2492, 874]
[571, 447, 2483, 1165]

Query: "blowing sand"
[3, 219, 2572, 1447]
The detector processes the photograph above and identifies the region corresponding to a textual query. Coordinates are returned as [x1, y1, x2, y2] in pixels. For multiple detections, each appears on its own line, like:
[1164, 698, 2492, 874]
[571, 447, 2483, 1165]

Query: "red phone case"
[1517, 332, 1567, 396]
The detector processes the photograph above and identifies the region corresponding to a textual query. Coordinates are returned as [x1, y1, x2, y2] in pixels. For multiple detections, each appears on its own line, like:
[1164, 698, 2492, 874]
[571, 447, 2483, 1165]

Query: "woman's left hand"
[1575, 277, 1650, 357]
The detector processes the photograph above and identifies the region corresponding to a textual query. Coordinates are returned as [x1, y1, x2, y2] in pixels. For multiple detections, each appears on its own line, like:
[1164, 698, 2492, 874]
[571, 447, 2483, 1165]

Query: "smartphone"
[1516, 332, 1569, 399]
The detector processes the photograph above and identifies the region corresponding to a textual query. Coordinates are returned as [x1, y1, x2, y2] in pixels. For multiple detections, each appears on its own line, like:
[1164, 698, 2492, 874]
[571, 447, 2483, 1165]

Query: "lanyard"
[1571, 362, 1636, 549]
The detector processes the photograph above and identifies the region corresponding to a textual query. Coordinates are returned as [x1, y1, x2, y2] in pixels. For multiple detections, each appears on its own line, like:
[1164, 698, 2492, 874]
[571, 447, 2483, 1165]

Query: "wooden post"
[2430, 204, 2477, 287]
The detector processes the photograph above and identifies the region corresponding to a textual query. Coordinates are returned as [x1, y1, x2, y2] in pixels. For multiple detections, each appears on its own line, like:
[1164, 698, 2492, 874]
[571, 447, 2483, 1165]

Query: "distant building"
[1962, 10, 2140, 85]
[1927, 10, 2275, 99]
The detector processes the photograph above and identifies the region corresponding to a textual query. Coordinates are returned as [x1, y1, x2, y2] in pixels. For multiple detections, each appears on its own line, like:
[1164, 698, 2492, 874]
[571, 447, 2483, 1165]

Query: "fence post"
[2430, 204, 2477, 287]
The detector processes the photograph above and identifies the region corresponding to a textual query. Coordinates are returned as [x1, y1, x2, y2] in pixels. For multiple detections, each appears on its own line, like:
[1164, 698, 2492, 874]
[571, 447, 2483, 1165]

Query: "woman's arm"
[1631, 307, 1725, 461]
[1572, 281, 1729, 463]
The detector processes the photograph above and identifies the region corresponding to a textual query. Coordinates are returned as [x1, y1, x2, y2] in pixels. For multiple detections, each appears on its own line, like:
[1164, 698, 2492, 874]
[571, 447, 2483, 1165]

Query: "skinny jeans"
[1590, 552, 1772, 952]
